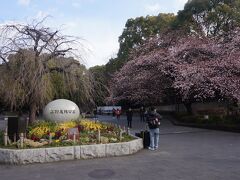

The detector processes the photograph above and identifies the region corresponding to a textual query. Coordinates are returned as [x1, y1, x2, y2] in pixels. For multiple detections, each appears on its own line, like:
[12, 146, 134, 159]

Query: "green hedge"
[175, 113, 240, 128]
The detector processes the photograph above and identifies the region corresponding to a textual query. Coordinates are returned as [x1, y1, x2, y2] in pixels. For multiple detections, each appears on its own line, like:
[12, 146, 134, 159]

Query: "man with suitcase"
[146, 107, 162, 150]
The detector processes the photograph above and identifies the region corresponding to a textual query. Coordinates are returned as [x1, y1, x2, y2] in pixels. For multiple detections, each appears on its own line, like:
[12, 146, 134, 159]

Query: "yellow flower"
[58, 121, 78, 132]
[29, 126, 50, 138]
[79, 119, 103, 131]
[55, 139, 60, 143]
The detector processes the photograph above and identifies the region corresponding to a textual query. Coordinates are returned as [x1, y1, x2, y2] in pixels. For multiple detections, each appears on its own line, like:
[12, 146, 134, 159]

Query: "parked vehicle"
[97, 106, 122, 115]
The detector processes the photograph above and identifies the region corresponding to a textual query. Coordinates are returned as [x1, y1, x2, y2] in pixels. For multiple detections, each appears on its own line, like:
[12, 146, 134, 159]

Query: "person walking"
[146, 107, 162, 150]
[116, 108, 121, 120]
[126, 108, 133, 128]
[139, 106, 145, 122]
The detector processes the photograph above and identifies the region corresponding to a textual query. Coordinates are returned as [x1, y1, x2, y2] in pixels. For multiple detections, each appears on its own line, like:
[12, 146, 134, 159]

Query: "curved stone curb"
[0, 137, 143, 165]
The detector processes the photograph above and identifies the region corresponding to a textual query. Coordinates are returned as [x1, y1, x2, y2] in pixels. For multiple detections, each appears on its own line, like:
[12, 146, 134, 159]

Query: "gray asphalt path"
[0, 115, 240, 180]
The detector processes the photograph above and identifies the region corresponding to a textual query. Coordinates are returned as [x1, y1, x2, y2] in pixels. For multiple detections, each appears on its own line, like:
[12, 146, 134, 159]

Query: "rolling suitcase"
[141, 130, 150, 149]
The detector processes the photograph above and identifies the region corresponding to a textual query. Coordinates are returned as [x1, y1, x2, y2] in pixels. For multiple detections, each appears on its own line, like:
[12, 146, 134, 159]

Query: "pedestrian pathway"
[94, 114, 207, 135]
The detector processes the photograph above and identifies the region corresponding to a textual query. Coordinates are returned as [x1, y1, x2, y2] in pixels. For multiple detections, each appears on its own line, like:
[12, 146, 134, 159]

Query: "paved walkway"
[0, 115, 240, 180]
[94, 114, 208, 135]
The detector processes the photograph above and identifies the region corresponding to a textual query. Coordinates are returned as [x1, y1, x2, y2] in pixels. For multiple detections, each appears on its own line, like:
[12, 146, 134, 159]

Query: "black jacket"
[147, 111, 162, 129]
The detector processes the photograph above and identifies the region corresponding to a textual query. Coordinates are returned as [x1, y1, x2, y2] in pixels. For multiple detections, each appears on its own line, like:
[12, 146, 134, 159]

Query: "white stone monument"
[43, 99, 80, 122]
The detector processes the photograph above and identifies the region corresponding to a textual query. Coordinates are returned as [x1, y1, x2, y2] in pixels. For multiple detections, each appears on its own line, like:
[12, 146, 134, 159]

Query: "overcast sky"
[0, 0, 188, 67]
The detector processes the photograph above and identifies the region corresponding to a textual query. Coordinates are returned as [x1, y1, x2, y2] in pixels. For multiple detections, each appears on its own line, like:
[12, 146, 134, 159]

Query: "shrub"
[175, 112, 240, 128]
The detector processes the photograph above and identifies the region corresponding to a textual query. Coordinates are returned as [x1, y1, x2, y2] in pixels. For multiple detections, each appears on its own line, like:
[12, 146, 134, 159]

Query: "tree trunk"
[184, 102, 192, 115]
[29, 101, 37, 125]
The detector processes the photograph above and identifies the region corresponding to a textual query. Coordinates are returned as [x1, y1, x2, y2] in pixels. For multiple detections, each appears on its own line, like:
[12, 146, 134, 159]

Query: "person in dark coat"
[139, 106, 145, 122]
[126, 108, 133, 128]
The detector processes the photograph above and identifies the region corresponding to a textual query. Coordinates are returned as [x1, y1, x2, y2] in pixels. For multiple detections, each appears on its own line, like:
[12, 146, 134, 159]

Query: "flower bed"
[0, 119, 143, 164]
[0, 119, 134, 149]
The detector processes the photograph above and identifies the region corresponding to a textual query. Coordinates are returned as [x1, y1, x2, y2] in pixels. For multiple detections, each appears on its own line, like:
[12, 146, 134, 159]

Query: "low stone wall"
[0, 137, 143, 165]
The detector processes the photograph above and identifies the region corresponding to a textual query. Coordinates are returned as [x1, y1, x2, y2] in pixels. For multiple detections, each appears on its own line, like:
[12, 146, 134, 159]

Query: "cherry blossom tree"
[110, 29, 240, 113]
[109, 33, 176, 106]
[110, 50, 172, 106]
[170, 31, 240, 113]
